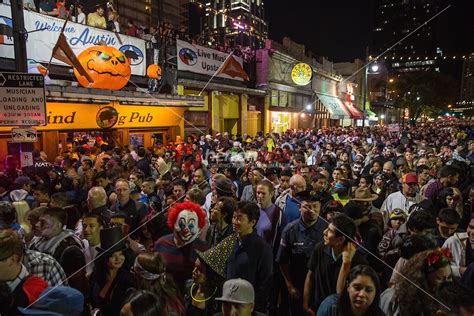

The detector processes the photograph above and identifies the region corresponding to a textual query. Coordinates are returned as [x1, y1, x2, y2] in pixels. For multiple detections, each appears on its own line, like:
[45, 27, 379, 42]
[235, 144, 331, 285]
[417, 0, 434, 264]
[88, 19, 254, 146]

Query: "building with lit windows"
[460, 53, 474, 104]
[199, 0, 268, 48]
[370, 0, 446, 73]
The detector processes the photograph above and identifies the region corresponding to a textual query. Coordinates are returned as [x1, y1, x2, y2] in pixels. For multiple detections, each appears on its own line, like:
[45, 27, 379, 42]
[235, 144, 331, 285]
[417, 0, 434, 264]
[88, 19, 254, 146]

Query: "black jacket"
[225, 231, 273, 313]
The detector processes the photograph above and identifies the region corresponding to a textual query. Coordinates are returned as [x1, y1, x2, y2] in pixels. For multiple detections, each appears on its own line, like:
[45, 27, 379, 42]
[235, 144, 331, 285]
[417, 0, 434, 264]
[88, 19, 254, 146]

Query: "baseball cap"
[402, 173, 418, 184]
[389, 208, 407, 221]
[216, 279, 255, 305]
[18, 286, 84, 315]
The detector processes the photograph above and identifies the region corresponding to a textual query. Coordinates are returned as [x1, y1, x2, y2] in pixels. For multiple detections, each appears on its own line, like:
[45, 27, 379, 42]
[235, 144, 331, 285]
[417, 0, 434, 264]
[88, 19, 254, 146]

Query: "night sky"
[266, 0, 473, 63]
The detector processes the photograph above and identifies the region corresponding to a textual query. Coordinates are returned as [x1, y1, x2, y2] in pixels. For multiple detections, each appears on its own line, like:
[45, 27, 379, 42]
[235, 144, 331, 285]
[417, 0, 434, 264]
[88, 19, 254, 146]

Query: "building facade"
[256, 38, 362, 133]
[200, 0, 268, 48]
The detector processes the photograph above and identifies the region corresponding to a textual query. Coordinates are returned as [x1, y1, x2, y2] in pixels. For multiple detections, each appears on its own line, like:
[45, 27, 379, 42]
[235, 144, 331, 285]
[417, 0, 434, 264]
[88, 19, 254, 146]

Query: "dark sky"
[265, 0, 473, 63]
[266, 0, 372, 62]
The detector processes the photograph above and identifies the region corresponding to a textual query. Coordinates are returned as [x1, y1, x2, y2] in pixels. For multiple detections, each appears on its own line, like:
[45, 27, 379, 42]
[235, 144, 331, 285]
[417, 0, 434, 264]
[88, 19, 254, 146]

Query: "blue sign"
[120, 45, 144, 66]
[179, 47, 198, 66]
[0, 16, 13, 46]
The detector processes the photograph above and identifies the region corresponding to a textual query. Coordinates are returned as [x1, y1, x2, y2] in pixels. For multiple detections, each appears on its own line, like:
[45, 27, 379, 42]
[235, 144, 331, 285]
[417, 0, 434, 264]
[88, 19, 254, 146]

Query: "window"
[279, 91, 288, 107]
[294, 94, 303, 109]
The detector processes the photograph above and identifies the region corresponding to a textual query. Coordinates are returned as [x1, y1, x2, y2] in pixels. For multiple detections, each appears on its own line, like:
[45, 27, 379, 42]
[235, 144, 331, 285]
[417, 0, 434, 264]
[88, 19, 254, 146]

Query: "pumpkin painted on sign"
[73, 45, 131, 90]
[147, 64, 162, 80]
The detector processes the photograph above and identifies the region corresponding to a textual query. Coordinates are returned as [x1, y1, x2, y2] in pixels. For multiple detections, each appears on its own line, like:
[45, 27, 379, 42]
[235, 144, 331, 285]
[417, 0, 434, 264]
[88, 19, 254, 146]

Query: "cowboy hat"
[351, 187, 378, 202]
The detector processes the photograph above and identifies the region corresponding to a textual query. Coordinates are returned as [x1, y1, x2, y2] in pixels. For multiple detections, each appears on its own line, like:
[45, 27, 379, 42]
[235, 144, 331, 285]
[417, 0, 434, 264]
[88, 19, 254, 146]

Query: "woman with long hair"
[380, 248, 453, 316]
[132, 251, 186, 316]
[317, 264, 384, 316]
[90, 227, 134, 316]
[120, 290, 162, 316]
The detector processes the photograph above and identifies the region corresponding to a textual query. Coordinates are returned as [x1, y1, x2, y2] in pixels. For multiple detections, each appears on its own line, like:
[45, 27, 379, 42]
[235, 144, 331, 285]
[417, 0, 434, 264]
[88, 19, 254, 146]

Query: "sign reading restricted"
[0, 72, 46, 126]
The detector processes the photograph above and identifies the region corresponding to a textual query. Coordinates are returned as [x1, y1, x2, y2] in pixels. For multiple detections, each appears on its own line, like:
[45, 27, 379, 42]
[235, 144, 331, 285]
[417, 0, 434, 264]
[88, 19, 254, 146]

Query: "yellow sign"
[32, 102, 184, 130]
[291, 63, 313, 86]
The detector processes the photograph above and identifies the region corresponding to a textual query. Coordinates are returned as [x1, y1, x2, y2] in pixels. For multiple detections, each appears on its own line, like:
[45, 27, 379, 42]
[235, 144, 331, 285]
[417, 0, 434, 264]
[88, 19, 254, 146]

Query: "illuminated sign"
[291, 63, 313, 86]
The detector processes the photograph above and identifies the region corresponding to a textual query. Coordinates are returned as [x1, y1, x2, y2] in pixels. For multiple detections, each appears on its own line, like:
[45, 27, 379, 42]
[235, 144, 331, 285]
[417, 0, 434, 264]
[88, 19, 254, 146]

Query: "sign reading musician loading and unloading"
[0, 72, 46, 126]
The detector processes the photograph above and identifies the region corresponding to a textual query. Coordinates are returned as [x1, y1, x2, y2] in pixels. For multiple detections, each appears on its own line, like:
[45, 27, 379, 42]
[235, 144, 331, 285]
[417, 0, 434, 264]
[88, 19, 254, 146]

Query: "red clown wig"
[167, 201, 207, 230]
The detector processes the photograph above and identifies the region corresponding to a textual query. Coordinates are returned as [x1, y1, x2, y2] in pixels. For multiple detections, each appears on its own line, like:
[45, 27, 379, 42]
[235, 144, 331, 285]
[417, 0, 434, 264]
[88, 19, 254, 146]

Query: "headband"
[133, 258, 166, 282]
[425, 248, 452, 274]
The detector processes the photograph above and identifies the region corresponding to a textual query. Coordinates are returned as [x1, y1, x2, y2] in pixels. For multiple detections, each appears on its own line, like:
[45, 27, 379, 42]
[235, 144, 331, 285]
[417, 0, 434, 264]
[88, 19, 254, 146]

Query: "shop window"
[271, 90, 279, 106]
[294, 94, 303, 109]
[288, 93, 295, 108]
[129, 134, 144, 147]
[184, 111, 208, 127]
[303, 95, 312, 109]
[279, 91, 288, 107]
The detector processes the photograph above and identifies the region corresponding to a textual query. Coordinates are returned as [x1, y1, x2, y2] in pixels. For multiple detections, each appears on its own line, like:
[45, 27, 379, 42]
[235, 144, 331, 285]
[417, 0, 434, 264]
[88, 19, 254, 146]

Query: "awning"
[343, 102, 364, 119]
[316, 93, 351, 119]
[367, 110, 378, 121]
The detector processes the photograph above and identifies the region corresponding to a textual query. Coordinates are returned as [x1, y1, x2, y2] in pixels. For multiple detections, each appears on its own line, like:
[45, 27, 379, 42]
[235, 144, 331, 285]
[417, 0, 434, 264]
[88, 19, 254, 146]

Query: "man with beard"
[380, 173, 423, 219]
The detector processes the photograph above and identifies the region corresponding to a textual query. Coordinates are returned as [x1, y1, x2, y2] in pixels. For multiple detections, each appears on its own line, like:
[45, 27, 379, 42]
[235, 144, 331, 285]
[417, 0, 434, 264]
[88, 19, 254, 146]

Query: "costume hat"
[196, 233, 237, 278]
[96, 226, 128, 254]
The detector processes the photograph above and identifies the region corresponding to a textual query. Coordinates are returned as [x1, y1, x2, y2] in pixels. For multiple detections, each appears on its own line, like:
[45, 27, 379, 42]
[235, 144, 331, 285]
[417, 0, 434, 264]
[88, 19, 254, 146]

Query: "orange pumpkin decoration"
[74, 45, 131, 90]
[147, 64, 162, 80]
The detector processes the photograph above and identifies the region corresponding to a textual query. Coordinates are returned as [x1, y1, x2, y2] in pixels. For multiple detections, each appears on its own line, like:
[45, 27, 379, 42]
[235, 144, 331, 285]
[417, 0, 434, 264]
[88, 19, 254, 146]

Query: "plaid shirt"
[23, 249, 68, 287]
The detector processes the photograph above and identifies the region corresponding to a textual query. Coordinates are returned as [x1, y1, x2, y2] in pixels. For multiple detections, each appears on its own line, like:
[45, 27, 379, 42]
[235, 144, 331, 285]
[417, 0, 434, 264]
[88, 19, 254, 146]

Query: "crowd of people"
[0, 119, 473, 316]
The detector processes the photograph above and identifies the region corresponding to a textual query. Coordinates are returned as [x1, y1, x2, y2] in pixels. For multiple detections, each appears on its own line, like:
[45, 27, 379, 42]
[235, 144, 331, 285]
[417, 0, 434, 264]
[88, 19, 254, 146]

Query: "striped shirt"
[154, 234, 208, 291]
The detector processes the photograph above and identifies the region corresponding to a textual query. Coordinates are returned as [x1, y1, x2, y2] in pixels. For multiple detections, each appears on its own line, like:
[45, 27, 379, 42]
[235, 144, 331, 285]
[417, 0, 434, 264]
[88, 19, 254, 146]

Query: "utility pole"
[11, 0, 28, 72]
[10, 0, 35, 169]
[362, 46, 369, 128]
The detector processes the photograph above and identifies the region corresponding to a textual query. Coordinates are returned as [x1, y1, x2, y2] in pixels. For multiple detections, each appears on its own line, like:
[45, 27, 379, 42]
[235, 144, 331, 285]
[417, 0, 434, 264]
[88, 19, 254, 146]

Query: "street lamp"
[306, 104, 312, 110]
[362, 61, 380, 127]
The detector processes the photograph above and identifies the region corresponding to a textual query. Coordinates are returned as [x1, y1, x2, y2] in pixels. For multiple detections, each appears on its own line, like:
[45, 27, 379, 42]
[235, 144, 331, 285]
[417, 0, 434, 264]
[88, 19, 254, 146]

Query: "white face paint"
[174, 210, 200, 246]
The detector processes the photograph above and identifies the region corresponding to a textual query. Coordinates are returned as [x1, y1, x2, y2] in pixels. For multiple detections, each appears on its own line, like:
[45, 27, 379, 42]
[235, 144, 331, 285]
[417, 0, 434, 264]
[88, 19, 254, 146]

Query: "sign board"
[20, 151, 33, 167]
[0, 4, 146, 76]
[291, 63, 313, 86]
[388, 123, 400, 133]
[12, 127, 37, 142]
[0, 72, 46, 126]
[176, 39, 244, 81]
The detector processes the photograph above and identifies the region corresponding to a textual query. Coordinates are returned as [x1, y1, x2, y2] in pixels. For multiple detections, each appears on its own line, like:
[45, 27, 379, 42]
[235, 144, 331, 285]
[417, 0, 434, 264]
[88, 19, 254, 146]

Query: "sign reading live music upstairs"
[176, 39, 246, 81]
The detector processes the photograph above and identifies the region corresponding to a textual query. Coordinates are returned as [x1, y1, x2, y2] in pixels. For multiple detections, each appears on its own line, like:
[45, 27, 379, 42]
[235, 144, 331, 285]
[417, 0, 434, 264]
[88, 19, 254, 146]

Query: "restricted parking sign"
[0, 72, 46, 126]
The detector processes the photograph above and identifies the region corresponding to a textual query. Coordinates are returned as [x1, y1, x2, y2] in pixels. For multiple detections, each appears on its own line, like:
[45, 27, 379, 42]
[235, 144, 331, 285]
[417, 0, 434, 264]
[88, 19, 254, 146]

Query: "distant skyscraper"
[460, 53, 474, 103]
[370, 0, 445, 73]
[198, 0, 268, 48]
[154, 0, 189, 27]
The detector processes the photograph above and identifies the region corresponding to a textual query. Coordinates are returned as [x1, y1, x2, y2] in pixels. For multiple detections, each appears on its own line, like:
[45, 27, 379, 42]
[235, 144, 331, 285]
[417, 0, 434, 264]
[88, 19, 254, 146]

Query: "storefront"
[315, 93, 352, 126]
[178, 79, 266, 137]
[176, 40, 265, 137]
[0, 89, 204, 163]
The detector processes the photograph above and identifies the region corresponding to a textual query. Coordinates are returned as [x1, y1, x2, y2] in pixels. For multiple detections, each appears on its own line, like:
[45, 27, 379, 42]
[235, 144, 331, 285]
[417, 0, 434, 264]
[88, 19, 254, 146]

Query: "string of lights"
[380, 54, 472, 61]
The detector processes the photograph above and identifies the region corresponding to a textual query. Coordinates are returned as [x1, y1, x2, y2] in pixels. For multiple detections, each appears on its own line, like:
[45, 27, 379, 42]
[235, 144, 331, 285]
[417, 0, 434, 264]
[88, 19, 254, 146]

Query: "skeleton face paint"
[174, 210, 200, 246]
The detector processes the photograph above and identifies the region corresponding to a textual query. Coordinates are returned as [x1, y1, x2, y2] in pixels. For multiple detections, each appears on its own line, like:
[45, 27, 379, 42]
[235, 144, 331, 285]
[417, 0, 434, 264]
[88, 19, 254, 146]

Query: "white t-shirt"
[76, 12, 86, 24]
